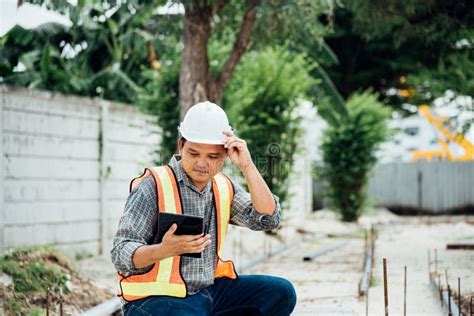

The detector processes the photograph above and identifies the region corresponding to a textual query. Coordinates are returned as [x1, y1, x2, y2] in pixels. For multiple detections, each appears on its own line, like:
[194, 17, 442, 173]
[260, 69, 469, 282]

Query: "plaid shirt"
[111, 154, 281, 294]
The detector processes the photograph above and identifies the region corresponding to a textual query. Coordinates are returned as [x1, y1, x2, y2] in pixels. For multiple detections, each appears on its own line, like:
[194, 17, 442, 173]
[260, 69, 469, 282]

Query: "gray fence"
[0, 86, 160, 255]
[368, 161, 474, 213]
[313, 161, 474, 214]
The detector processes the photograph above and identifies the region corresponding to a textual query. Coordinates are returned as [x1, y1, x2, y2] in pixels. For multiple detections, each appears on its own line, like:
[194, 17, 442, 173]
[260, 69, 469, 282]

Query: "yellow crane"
[411, 105, 474, 161]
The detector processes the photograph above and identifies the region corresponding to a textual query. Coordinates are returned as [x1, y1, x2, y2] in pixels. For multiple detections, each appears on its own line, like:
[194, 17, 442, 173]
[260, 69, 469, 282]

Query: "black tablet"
[155, 212, 204, 258]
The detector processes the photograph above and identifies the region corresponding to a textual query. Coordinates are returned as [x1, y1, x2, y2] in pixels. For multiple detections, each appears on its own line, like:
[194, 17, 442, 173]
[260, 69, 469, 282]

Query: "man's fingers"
[173, 233, 208, 243]
[224, 136, 237, 146]
[179, 233, 207, 242]
[226, 140, 245, 151]
[189, 235, 211, 247]
[187, 239, 212, 253]
[184, 234, 211, 247]
[164, 223, 177, 237]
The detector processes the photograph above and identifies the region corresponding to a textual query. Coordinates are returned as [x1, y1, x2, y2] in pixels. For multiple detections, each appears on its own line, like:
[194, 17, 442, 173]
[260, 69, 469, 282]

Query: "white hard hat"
[178, 101, 232, 144]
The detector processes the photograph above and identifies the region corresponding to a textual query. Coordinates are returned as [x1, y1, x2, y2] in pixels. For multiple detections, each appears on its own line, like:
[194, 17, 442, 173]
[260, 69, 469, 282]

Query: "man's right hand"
[160, 223, 212, 257]
[132, 224, 211, 270]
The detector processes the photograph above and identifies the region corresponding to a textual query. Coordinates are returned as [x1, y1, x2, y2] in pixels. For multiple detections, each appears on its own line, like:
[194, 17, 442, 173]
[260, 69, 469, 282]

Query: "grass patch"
[0, 246, 71, 295]
[74, 250, 94, 262]
[0, 246, 73, 314]
[5, 298, 22, 313]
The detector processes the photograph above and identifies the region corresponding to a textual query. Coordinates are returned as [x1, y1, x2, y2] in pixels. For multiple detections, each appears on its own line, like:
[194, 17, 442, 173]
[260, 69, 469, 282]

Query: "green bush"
[224, 46, 316, 208]
[317, 91, 391, 221]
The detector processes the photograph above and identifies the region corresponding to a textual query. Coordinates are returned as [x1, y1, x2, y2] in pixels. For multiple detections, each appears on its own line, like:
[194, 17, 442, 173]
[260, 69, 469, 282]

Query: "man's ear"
[178, 138, 184, 154]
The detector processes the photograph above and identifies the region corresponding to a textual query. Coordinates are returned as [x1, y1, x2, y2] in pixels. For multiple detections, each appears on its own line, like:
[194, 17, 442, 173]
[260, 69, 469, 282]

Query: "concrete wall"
[1, 86, 160, 255]
[0, 86, 316, 257]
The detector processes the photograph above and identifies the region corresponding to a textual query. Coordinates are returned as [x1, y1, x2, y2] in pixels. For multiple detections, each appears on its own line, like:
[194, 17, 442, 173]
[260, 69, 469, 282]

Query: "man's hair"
[180, 137, 187, 146]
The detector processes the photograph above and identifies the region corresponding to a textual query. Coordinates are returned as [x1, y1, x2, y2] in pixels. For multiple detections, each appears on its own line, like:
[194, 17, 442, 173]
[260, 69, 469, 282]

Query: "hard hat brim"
[178, 125, 232, 145]
[181, 137, 226, 145]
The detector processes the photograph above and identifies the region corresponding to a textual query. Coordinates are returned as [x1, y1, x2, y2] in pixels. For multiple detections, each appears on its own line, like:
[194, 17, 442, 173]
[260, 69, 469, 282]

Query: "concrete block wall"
[0, 85, 160, 255]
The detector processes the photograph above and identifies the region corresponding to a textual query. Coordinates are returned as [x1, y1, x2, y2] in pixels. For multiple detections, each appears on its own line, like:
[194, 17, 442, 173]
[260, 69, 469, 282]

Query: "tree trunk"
[179, 0, 259, 121]
[179, 6, 216, 121]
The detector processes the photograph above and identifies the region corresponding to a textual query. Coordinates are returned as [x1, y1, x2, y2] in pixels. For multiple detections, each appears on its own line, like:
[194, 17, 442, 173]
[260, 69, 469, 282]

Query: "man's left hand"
[223, 130, 253, 172]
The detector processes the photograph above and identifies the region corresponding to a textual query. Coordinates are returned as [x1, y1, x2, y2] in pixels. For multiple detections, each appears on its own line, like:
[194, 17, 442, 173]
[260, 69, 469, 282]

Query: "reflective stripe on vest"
[213, 173, 238, 279]
[118, 165, 237, 302]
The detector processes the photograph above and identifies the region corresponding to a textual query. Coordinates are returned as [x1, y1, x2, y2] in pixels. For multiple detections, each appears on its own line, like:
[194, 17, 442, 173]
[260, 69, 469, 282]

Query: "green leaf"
[107, 19, 119, 35]
[19, 50, 41, 69]
[40, 45, 50, 81]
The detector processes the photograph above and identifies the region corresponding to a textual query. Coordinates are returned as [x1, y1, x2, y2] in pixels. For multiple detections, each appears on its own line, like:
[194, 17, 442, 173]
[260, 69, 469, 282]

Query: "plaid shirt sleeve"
[110, 176, 157, 274]
[229, 179, 281, 231]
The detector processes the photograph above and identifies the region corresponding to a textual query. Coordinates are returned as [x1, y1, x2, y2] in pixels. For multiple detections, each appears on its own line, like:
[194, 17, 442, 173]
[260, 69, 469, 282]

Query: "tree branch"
[215, 0, 259, 98]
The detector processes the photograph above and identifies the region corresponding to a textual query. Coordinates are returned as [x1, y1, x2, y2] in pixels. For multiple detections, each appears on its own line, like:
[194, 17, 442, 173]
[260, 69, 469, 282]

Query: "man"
[111, 101, 296, 315]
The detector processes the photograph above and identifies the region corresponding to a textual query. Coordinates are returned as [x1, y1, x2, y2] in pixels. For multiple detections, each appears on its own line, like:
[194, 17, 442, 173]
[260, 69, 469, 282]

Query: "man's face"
[178, 139, 226, 187]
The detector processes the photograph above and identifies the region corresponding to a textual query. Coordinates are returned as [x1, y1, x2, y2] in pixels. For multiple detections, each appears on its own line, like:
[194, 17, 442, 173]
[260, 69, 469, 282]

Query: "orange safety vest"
[118, 165, 237, 302]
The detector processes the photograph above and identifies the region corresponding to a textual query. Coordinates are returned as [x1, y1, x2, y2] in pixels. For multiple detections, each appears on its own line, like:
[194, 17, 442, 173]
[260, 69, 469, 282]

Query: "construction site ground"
[77, 209, 474, 315]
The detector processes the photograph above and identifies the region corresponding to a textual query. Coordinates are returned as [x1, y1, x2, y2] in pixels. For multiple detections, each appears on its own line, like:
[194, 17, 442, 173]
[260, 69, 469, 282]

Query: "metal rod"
[302, 240, 348, 262]
[428, 249, 431, 276]
[366, 275, 369, 316]
[383, 258, 389, 316]
[364, 230, 368, 253]
[359, 244, 373, 296]
[404, 266, 407, 316]
[439, 275, 443, 306]
[445, 269, 449, 291]
[46, 287, 50, 316]
[60, 287, 64, 316]
[469, 296, 474, 316]
[448, 285, 452, 316]
[458, 277, 461, 316]
[241, 237, 305, 272]
[371, 226, 376, 266]
[429, 272, 462, 316]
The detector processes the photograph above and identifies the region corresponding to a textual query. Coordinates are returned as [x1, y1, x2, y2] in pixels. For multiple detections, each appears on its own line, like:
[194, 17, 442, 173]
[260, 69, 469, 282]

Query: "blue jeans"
[123, 275, 297, 316]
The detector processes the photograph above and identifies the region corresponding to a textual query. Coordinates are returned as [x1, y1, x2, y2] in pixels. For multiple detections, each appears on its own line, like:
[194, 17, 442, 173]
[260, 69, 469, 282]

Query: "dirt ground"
[0, 249, 114, 315]
[367, 216, 474, 316]
[247, 209, 474, 315]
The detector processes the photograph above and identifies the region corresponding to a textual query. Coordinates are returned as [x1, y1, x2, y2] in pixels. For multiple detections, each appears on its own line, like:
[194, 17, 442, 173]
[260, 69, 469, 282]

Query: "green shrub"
[224, 46, 316, 208]
[317, 91, 391, 221]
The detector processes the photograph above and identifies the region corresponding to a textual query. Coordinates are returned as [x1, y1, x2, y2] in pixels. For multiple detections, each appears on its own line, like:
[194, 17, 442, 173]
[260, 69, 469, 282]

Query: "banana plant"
[0, 0, 164, 102]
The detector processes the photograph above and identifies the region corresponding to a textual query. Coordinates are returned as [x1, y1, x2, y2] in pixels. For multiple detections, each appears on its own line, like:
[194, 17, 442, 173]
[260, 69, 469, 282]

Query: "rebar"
[383, 258, 389, 316]
[448, 285, 452, 316]
[439, 275, 443, 306]
[60, 287, 64, 316]
[404, 266, 407, 316]
[46, 287, 50, 316]
[470, 296, 473, 316]
[365, 271, 369, 316]
[428, 249, 431, 276]
[458, 277, 461, 316]
[445, 269, 449, 291]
